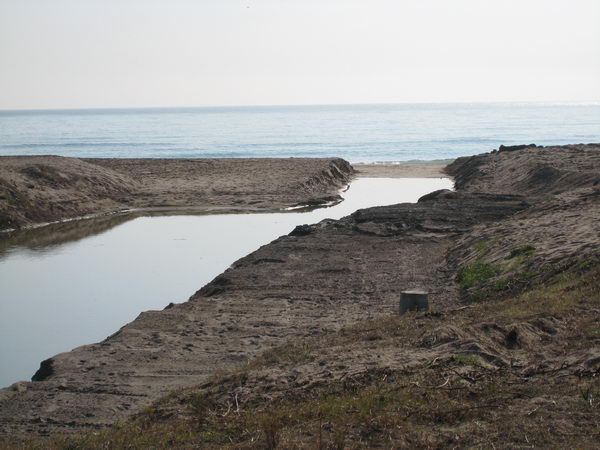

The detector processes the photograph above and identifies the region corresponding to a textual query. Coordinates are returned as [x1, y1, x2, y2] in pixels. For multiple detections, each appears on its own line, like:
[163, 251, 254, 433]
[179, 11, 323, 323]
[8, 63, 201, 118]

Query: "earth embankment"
[1, 144, 599, 446]
[0, 157, 354, 231]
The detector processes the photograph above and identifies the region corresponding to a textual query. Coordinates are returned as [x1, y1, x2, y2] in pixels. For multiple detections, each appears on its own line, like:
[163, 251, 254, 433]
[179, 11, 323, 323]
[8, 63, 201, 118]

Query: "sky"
[0, 0, 599, 109]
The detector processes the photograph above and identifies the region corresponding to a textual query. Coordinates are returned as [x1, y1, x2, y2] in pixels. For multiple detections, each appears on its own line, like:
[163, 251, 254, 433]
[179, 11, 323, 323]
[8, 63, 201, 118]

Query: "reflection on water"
[0, 178, 452, 387]
[0, 214, 136, 257]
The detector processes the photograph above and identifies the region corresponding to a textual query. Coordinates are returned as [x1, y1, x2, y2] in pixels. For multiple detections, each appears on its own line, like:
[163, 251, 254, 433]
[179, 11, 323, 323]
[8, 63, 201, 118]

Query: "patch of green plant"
[574, 259, 596, 272]
[507, 244, 535, 259]
[457, 262, 501, 290]
[470, 271, 537, 300]
[208, 370, 492, 447]
[578, 385, 600, 409]
[0, 192, 16, 205]
[451, 354, 481, 366]
[196, 430, 233, 444]
[189, 392, 213, 414]
[474, 238, 499, 258]
[505, 256, 533, 273]
[247, 376, 431, 433]
[473, 265, 600, 319]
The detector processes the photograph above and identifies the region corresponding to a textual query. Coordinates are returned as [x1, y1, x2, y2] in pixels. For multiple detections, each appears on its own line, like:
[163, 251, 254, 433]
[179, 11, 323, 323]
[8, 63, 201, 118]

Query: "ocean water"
[0, 103, 598, 162]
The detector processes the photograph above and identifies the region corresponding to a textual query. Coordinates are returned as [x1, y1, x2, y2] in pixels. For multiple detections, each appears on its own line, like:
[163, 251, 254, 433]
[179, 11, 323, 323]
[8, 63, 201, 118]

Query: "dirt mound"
[445, 184, 599, 303]
[0, 157, 354, 231]
[85, 157, 354, 210]
[0, 156, 137, 230]
[446, 143, 600, 198]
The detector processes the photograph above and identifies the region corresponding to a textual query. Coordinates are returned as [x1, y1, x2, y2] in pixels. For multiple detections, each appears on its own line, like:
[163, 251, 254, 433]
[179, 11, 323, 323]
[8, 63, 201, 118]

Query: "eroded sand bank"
[1, 144, 599, 441]
[0, 157, 354, 231]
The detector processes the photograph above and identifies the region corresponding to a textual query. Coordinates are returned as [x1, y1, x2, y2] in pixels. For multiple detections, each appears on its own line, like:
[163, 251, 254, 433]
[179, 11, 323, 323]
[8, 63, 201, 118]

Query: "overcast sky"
[1, 0, 599, 109]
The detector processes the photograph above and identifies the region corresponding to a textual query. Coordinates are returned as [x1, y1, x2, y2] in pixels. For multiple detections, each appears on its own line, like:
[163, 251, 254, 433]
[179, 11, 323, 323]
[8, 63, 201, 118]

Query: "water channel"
[0, 177, 452, 387]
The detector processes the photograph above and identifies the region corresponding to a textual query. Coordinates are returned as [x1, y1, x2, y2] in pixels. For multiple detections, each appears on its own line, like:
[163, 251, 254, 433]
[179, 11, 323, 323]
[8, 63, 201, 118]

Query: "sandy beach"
[1, 144, 599, 446]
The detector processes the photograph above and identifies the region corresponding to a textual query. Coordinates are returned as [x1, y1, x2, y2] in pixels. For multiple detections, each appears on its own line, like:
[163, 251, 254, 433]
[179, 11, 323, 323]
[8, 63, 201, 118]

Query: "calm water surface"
[1, 103, 598, 162]
[0, 177, 452, 387]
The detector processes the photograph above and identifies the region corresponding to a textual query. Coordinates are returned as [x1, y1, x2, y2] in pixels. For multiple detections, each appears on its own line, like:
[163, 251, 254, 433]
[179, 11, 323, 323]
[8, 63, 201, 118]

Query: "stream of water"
[0, 177, 452, 387]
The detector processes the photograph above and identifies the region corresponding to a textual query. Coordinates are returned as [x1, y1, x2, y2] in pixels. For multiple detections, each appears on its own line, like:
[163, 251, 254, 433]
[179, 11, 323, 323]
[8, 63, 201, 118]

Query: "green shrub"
[457, 262, 501, 290]
[451, 354, 481, 366]
[474, 238, 499, 258]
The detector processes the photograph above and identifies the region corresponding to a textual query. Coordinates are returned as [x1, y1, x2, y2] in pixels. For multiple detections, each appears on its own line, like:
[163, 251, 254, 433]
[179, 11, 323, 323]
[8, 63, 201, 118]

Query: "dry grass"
[467, 262, 600, 320]
[4, 264, 600, 449]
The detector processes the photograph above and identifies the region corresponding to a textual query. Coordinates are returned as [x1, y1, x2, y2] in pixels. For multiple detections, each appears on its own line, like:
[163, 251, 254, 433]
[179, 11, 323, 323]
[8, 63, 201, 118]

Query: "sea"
[1, 103, 599, 162]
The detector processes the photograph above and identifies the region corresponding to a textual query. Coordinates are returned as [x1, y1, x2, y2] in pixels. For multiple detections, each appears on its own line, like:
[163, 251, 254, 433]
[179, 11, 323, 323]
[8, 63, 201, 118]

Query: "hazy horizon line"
[2, 100, 600, 113]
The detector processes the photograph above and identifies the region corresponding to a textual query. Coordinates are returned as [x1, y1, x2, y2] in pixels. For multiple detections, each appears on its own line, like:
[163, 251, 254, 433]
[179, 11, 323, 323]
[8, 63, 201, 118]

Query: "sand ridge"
[0, 157, 354, 231]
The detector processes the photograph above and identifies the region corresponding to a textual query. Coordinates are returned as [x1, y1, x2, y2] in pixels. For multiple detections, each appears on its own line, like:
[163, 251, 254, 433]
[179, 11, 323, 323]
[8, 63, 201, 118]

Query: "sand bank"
[354, 162, 450, 178]
[2, 144, 599, 442]
[0, 157, 354, 231]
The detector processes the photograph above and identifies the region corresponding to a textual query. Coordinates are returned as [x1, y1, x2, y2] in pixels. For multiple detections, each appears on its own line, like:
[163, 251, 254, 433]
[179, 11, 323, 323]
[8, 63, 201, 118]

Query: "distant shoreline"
[354, 161, 450, 178]
[2, 102, 599, 114]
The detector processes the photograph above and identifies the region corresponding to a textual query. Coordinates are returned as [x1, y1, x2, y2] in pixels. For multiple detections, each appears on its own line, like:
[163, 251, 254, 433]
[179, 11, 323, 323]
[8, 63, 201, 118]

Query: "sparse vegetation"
[457, 262, 501, 290]
[249, 342, 317, 369]
[457, 261, 597, 318]
[0, 191, 17, 206]
[579, 384, 600, 409]
[507, 244, 536, 259]
[451, 354, 481, 366]
[469, 270, 536, 300]
[473, 238, 499, 258]
[9, 263, 599, 449]
[458, 240, 542, 299]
